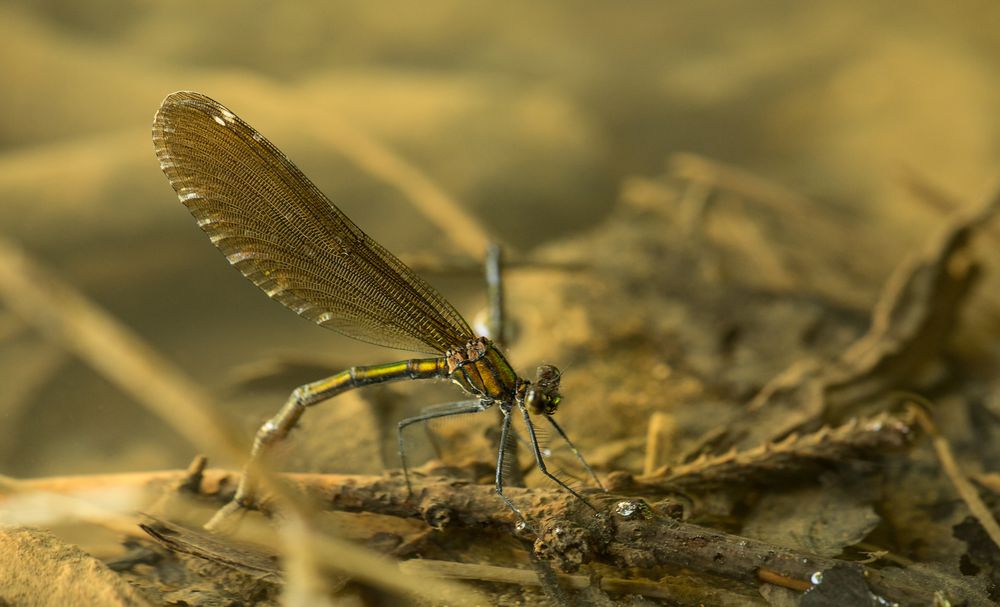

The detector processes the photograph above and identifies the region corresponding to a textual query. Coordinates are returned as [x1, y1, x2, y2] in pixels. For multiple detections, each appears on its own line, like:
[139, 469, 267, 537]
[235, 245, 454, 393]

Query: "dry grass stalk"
[910, 404, 1000, 551]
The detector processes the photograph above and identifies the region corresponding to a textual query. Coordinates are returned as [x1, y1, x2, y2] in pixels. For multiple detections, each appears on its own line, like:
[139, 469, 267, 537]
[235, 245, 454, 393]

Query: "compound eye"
[542, 394, 560, 415]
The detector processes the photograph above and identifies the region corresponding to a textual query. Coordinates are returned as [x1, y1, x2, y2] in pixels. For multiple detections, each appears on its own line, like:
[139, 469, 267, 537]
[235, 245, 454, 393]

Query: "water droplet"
[810, 571, 823, 585]
[615, 500, 638, 517]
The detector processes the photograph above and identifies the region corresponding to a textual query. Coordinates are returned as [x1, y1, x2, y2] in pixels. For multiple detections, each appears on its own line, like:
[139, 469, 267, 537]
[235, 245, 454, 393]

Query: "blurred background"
[2, 1, 1000, 479]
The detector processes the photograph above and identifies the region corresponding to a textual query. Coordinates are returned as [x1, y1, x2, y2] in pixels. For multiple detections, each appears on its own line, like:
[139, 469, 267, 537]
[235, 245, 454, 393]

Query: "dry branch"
[11, 465, 992, 606]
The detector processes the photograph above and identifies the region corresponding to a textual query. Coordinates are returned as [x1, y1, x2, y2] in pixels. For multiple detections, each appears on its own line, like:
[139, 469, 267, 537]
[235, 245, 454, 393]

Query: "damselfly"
[152, 91, 603, 528]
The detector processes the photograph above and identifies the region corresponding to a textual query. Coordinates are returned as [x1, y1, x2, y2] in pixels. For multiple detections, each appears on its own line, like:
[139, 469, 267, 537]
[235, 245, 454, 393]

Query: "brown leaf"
[721, 192, 1000, 451]
[741, 472, 880, 557]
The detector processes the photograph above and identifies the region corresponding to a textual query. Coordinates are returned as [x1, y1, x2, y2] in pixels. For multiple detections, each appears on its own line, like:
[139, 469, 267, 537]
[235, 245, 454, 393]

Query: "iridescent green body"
[446, 336, 520, 401]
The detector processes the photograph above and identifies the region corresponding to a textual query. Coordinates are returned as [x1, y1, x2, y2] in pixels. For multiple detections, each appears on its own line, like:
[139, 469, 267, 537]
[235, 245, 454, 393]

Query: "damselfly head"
[525, 364, 562, 415]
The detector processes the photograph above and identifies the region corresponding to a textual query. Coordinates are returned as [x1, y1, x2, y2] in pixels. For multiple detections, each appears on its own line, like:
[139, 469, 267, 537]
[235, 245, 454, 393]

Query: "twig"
[142, 519, 756, 604]
[642, 412, 673, 476]
[756, 567, 812, 592]
[974, 473, 1000, 494]
[897, 169, 963, 215]
[140, 517, 284, 584]
[910, 404, 1000, 551]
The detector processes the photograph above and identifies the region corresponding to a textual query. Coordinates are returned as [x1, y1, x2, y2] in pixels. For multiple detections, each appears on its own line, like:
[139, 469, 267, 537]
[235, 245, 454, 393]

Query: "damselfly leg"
[397, 399, 489, 494]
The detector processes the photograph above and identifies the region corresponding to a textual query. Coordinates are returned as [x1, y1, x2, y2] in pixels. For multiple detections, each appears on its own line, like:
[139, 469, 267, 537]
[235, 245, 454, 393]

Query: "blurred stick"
[141, 513, 482, 605]
[400, 558, 587, 590]
[0, 237, 243, 457]
[668, 152, 817, 215]
[262, 97, 491, 258]
[909, 404, 1000, 551]
[319, 122, 489, 257]
[0, 310, 25, 341]
[642, 412, 673, 476]
[897, 168, 963, 215]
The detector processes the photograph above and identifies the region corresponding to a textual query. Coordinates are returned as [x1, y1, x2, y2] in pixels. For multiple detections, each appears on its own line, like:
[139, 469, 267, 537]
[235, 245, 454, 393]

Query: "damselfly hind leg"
[205, 358, 448, 531]
[397, 399, 488, 495]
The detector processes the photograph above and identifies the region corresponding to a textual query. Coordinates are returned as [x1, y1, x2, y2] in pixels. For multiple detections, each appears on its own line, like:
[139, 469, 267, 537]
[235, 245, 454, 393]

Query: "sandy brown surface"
[3, 2, 1000, 605]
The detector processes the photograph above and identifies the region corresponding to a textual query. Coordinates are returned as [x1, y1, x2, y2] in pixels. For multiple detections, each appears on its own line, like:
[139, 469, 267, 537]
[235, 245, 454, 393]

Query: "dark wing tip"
[152, 91, 240, 186]
[154, 91, 228, 133]
[158, 90, 219, 110]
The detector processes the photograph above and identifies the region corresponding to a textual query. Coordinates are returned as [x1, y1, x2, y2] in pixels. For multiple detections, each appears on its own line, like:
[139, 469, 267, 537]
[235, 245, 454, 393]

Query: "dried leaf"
[741, 472, 880, 557]
[140, 517, 285, 584]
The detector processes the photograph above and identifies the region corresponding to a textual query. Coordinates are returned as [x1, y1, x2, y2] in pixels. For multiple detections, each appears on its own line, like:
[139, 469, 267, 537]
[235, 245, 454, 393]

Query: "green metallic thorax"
[446, 337, 520, 401]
